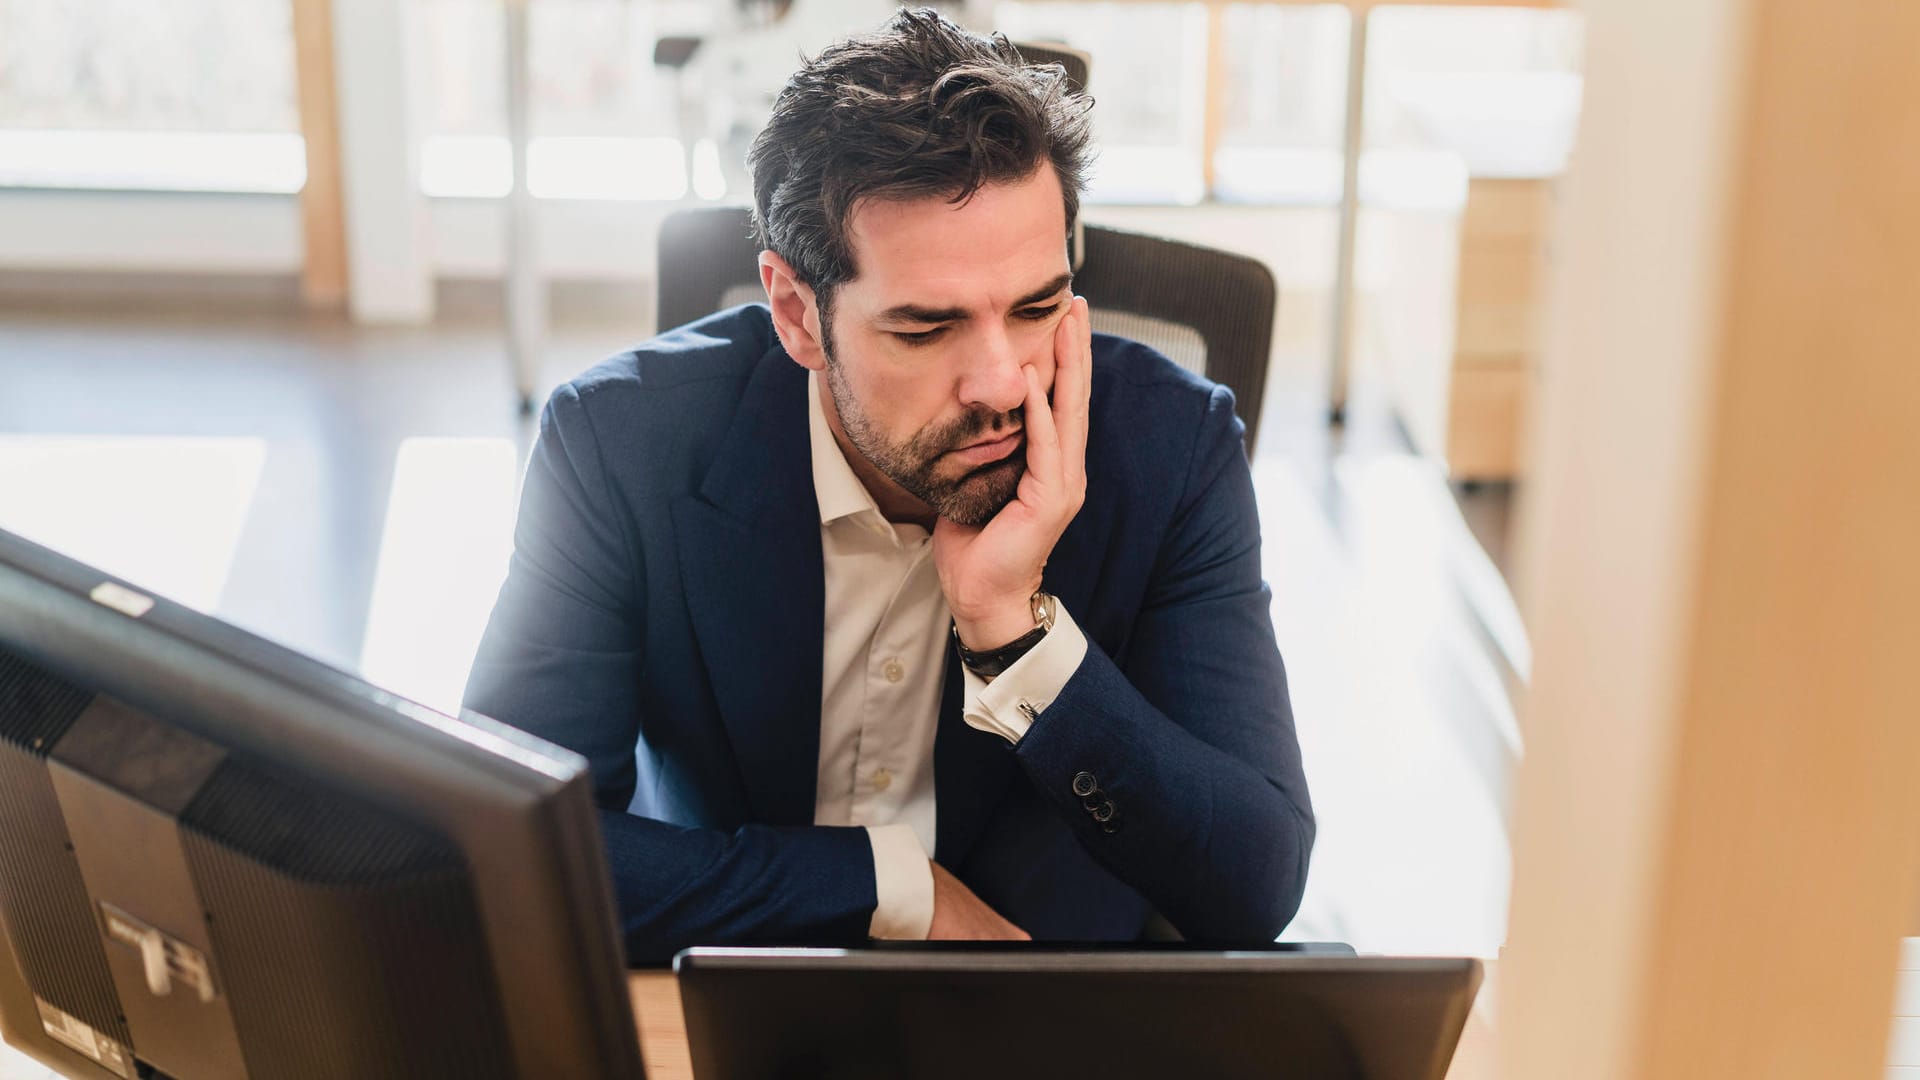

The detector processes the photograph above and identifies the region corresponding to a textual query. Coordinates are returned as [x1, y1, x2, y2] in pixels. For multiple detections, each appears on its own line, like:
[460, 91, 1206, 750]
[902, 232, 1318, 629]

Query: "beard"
[821, 345, 1026, 528]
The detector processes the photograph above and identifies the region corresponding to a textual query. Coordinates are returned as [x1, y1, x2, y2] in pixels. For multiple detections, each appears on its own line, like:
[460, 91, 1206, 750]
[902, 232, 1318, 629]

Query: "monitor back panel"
[678, 950, 1482, 1080]
[0, 646, 513, 1080]
[0, 529, 645, 1080]
[0, 651, 133, 1077]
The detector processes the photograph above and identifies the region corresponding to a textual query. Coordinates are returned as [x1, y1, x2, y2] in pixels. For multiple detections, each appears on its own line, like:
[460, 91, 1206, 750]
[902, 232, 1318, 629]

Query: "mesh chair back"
[655, 206, 766, 335]
[1073, 225, 1276, 453]
[654, 208, 1276, 453]
[1010, 41, 1090, 96]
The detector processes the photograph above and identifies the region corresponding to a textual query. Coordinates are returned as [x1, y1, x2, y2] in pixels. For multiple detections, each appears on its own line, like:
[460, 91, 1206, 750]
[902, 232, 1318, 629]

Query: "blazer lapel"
[672, 350, 823, 827]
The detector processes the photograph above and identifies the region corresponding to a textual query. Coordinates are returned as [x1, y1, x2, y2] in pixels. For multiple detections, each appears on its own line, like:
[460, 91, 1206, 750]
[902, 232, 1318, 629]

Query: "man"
[464, 7, 1311, 965]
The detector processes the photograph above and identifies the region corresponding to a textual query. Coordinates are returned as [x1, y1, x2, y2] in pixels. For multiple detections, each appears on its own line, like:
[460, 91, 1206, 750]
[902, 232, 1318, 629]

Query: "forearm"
[596, 809, 881, 966]
[1011, 644, 1313, 942]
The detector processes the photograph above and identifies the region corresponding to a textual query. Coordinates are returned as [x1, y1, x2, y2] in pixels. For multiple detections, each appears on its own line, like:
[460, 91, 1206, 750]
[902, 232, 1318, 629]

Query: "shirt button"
[882, 659, 905, 683]
[871, 768, 893, 792]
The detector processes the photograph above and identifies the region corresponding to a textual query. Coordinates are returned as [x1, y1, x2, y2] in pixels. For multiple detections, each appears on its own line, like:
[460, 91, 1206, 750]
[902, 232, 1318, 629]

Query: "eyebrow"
[874, 272, 1075, 326]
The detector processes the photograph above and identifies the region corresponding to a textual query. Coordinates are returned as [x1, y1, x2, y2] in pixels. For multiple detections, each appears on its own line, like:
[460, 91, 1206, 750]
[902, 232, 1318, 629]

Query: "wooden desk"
[626, 967, 1498, 1080]
[629, 974, 692, 1080]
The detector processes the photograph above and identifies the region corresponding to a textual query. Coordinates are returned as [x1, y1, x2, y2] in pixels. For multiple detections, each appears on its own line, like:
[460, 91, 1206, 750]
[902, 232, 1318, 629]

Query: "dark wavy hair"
[747, 7, 1094, 303]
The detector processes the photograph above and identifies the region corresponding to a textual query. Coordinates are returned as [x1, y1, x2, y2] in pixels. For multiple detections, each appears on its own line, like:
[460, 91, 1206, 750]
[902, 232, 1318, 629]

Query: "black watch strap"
[953, 623, 1048, 678]
[953, 592, 1057, 678]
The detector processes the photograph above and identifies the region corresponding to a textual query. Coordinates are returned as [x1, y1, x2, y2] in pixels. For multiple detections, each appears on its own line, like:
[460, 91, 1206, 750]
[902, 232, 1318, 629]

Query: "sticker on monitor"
[34, 996, 134, 1079]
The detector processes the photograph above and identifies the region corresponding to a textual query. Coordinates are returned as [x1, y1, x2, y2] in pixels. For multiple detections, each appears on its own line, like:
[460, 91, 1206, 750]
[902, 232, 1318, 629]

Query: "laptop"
[675, 944, 1483, 1080]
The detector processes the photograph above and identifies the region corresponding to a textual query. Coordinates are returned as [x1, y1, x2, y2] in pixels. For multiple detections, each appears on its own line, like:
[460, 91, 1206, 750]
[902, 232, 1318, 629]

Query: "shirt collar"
[808, 370, 887, 528]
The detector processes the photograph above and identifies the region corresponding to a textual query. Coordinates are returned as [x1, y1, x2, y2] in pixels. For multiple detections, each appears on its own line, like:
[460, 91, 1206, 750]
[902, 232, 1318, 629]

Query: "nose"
[957, 323, 1030, 417]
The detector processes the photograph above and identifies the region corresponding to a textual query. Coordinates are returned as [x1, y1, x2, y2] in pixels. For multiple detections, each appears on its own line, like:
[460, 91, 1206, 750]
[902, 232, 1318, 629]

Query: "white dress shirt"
[806, 373, 1088, 939]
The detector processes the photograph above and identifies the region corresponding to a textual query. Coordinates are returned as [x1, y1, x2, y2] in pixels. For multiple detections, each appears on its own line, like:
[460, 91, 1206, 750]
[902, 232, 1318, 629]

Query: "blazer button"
[1099, 817, 1122, 835]
[1071, 771, 1098, 797]
[1090, 799, 1117, 823]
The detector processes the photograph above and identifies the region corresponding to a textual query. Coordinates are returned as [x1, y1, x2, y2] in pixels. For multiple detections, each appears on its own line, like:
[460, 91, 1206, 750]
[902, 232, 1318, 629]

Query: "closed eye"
[1017, 302, 1063, 321]
[892, 327, 948, 347]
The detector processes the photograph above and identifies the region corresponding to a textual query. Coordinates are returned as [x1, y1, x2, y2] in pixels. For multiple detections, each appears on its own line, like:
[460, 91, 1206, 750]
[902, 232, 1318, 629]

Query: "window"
[1211, 5, 1349, 205]
[994, 1, 1212, 205]
[415, 0, 783, 201]
[1365, 7, 1585, 180]
[0, 0, 303, 192]
[988, 2, 1584, 207]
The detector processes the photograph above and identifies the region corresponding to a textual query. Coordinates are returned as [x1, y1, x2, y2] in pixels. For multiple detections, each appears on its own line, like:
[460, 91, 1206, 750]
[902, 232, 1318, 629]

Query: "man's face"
[818, 166, 1073, 526]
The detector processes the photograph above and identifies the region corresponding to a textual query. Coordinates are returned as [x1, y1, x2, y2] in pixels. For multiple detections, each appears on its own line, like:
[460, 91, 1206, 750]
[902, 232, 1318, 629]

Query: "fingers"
[1000, 298, 1088, 520]
[1042, 296, 1090, 502]
[1051, 296, 1085, 416]
[1021, 360, 1060, 487]
[1054, 296, 1091, 486]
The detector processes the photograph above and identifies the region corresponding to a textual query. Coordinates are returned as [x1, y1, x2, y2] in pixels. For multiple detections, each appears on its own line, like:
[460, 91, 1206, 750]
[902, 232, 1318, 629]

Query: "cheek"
[847, 349, 954, 438]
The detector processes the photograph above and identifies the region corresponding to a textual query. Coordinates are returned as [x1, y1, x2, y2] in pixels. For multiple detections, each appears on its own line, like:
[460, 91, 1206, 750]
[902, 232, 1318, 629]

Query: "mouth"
[947, 429, 1023, 469]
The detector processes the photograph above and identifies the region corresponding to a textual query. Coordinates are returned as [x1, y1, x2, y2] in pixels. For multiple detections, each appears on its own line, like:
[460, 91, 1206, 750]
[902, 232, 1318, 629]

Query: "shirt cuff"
[960, 603, 1088, 743]
[865, 823, 934, 940]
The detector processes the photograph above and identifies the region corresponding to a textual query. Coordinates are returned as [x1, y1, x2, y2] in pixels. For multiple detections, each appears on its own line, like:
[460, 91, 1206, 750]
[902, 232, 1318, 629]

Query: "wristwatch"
[953, 592, 1057, 678]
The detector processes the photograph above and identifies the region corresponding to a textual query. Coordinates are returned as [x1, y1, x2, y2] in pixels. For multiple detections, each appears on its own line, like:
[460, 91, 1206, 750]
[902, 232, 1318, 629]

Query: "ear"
[759, 250, 829, 373]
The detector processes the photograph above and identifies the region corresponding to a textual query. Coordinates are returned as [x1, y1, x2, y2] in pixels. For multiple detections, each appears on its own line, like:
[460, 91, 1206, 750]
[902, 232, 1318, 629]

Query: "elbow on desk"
[1177, 798, 1315, 944]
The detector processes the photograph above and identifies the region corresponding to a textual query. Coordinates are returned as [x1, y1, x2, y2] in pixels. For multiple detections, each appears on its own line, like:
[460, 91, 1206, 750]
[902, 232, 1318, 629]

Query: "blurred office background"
[10, 2, 1920, 1077]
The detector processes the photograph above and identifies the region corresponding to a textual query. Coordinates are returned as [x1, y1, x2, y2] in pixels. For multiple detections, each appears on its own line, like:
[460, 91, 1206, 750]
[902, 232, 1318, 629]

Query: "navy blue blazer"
[463, 305, 1313, 965]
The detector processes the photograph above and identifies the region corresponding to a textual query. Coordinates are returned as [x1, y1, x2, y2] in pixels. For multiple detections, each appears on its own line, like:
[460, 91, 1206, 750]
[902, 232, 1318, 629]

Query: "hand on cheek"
[934, 296, 1093, 651]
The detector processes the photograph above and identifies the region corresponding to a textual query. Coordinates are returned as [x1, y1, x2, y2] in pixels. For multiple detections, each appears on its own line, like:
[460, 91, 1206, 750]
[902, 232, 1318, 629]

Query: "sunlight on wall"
[357, 437, 520, 715]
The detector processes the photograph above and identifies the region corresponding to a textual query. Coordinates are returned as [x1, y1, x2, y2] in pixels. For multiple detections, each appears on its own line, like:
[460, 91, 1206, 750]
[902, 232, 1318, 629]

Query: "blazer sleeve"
[462, 383, 877, 965]
[1012, 384, 1315, 942]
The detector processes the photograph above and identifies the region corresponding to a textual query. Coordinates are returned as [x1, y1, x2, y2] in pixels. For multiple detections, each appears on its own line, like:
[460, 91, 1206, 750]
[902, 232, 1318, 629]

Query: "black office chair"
[654, 206, 1278, 454]
[655, 206, 768, 335]
[1070, 225, 1277, 453]
[1010, 41, 1090, 97]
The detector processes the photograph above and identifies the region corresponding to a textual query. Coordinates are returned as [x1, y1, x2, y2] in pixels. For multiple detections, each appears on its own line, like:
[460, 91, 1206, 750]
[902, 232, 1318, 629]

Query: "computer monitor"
[0, 528, 646, 1079]
[676, 946, 1483, 1080]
